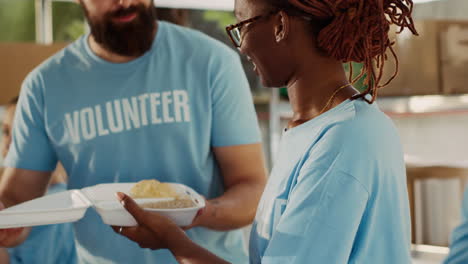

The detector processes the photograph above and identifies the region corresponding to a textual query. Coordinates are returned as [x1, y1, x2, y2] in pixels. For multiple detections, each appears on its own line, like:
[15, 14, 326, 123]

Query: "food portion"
[130, 180, 197, 209]
[130, 179, 179, 199]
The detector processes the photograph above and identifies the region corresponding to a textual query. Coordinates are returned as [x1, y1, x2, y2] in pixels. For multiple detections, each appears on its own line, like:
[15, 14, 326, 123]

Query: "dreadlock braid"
[277, 0, 418, 103]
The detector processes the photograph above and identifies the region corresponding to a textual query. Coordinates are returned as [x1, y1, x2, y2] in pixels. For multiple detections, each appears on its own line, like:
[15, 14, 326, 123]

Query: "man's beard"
[83, 3, 157, 57]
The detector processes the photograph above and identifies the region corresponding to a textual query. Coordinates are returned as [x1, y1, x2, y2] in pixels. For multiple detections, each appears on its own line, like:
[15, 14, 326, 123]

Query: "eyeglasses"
[225, 12, 275, 48]
[225, 11, 313, 49]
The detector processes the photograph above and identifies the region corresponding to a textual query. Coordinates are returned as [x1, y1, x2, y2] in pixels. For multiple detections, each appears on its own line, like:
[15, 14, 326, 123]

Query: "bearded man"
[0, 0, 267, 263]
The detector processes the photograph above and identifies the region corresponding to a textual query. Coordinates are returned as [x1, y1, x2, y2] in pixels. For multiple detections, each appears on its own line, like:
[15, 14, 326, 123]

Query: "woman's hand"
[112, 192, 188, 250]
[113, 192, 231, 264]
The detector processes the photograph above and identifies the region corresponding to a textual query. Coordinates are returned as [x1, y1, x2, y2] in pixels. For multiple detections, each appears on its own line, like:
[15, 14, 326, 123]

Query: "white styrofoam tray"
[0, 190, 91, 229]
[83, 183, 205, 227]
[0, 183, 205, 228]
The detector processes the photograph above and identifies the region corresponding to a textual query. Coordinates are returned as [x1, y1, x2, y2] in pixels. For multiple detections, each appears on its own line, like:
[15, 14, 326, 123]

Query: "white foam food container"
[0, 183, 205, 228]
[0, 190, 91, 229]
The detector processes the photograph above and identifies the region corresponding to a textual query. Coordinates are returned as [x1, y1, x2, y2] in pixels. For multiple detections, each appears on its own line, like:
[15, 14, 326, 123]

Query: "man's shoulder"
[26, 38, 84, 83]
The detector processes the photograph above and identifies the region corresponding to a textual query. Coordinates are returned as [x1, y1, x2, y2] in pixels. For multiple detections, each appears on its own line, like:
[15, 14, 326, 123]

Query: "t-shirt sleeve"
[444, 186, 468, 264]
[4, 72, 58, 171]
[209, 51, 261, 147]
[261, 168, 369, 264]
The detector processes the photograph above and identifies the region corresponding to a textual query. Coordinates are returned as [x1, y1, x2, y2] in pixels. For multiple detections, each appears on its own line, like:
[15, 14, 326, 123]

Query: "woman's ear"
[274, 11, 290, 43]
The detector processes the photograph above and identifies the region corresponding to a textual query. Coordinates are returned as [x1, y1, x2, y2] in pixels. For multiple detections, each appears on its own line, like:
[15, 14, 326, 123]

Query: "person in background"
[113, 0, 419, 263]
[155, 7, 189, 26]
[0, 96, 77, 264]
[0, 0, 267, 263]
[443, 188, 468, 264]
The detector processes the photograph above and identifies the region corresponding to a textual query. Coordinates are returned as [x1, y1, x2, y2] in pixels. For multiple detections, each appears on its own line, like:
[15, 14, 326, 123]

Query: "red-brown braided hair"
[268, 0, 418, 103]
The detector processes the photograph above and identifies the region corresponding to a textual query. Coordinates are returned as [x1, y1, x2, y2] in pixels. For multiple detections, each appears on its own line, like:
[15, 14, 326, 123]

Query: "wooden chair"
[406, 165, 468, 244]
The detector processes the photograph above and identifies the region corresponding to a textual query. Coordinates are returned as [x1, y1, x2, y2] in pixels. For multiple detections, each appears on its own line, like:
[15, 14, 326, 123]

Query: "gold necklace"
[286, 83, 353, 131]
[319, 83, 352, 115]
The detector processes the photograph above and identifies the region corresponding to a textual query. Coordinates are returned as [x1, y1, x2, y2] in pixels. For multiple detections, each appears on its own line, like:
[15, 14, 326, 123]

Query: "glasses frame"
[225, 11, 313, 49]
[225, 15, 263, 48]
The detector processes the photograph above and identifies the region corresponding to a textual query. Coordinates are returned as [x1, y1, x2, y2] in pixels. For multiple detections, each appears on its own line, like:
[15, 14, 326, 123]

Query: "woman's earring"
[276, 34, 284, 43]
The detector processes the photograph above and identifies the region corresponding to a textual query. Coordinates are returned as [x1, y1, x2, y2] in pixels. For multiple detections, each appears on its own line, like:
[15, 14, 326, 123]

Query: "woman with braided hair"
[112, 0, 418, 263]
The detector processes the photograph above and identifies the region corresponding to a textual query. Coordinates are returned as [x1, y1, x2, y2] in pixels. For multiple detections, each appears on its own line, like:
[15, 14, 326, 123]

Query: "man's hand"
[0, 167, 52, 247]
[0, 200, 27, 248]
[181, 196, 209, 230]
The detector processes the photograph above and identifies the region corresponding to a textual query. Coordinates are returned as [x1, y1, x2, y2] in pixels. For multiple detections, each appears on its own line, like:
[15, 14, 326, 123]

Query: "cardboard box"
[379, 21, 440, 96]
[439, 21, 468, 94]
[0, 42, 68, 105]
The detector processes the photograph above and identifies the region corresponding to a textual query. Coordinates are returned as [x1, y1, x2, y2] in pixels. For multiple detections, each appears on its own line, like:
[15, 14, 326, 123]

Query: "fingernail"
[115, 192, 125, 202]
[196, 208, 203, 217]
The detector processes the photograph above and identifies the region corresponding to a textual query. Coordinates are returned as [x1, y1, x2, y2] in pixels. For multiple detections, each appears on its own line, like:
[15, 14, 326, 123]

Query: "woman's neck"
[286, 58, 358, 128]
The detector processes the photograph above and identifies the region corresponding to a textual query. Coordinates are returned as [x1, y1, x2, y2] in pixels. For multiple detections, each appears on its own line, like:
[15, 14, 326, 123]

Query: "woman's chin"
[260, 76, 283, 89]
[257, 68, 283, 88]
[257, 72, 271, 87]
[260, 77, 272, 88]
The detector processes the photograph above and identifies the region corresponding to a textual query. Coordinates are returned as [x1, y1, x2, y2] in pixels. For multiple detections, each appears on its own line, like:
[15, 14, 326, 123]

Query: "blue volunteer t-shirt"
[5, 21, 260, 264]
[249, 99, 411, 264]
[444, 187, 468, 264]
[8, 183, 77, 264]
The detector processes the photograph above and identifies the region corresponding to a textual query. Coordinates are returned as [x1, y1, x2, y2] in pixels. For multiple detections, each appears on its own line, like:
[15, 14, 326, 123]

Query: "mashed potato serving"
[130, 180, 196, 209]
[130, 179, 180, 199]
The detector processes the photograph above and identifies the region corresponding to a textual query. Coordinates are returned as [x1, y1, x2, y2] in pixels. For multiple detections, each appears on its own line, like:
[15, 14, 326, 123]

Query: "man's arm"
[0, 248, 9, 264]
[0, 167, 52, 247]
[195, 48, 267, 230]
[190, 143, 267, 230]
[0, 167, 51, 207]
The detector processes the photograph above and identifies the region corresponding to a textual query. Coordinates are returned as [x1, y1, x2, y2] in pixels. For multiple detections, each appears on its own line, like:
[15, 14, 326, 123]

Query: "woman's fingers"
[115, 192, 172, 231]
[113, 226, 137, 240]
[114, 191, 188, 249]
[116, 192, 149, 225]
[111, 225, 165, 250]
